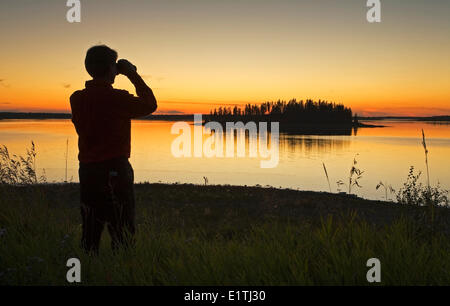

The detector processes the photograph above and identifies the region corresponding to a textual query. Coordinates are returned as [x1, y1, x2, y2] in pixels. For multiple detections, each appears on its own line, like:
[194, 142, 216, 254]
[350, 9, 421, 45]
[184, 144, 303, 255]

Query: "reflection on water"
[280, 135, 350, 156]
[0, 119, 449, 201]
[423, 121, 450, 126]
[280, 125, 357, 136]
[204, 124, 351, 156]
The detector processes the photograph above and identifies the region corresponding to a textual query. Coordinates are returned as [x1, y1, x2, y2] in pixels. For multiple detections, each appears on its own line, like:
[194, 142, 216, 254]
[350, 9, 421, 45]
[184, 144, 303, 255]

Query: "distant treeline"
[419, 116, 450, 122]
[207, 99, 354, 125]
[0, 112, 71, 120]
[361, 116, 450, 122]
[0, 112, 195, 121]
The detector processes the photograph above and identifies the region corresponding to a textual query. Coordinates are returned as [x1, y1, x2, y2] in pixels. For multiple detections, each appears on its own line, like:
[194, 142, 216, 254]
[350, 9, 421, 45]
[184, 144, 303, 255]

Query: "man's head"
[85, 45, 118, 83]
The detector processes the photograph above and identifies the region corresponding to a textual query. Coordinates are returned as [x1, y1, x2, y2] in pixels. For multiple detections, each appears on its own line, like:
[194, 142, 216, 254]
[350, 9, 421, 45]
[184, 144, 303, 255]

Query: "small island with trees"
[206, 99, 378, 135]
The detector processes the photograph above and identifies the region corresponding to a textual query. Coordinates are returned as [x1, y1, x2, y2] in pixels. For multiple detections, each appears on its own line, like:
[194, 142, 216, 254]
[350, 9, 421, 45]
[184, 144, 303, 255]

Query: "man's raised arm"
[118, 59, 158, 118]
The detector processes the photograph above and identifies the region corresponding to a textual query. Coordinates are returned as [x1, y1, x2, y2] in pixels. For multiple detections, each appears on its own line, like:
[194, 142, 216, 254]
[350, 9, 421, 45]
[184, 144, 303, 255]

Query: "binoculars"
[116, 59, 137, 75]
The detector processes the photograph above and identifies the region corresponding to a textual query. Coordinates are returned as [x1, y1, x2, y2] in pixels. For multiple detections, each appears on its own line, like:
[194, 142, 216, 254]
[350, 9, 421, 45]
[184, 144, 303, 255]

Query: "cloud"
[62, 83, 71, 88]
[0, 79, 10, 88]
[140, 75, 165, 82]
[0, 102, 11, 105]
[155, 109, 185, 115]
[355, 106, 450, 117]
[165, 110, 184, 114]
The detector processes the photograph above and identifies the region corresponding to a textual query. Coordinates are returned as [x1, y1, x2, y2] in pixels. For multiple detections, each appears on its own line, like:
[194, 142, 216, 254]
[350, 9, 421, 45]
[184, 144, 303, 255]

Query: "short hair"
[84, 45, 118, 78]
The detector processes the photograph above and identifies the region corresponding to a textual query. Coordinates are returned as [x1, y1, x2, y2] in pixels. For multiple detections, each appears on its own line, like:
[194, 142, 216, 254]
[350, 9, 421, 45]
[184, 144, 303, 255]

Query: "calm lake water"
[0, 119, 449, 201]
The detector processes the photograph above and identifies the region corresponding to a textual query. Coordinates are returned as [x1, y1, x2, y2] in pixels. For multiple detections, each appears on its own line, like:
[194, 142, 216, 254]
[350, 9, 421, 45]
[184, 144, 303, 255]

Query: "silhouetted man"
[70, 45, 157, 254]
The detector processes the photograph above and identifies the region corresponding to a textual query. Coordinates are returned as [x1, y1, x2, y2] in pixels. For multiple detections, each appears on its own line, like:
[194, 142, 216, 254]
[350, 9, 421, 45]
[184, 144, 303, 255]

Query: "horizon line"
[1, 111, 449, 119]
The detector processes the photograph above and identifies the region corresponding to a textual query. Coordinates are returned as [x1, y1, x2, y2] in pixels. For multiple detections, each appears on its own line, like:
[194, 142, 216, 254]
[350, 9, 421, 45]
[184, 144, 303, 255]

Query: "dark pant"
[79, 157, 135, 254]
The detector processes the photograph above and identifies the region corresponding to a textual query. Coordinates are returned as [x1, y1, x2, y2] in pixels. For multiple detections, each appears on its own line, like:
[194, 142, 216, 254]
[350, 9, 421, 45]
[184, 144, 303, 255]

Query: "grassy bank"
[1, 183, 450, 286]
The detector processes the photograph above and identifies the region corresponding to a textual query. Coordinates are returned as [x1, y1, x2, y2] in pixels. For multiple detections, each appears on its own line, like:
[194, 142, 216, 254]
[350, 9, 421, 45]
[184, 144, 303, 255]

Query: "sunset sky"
[0, 0, 449, 116]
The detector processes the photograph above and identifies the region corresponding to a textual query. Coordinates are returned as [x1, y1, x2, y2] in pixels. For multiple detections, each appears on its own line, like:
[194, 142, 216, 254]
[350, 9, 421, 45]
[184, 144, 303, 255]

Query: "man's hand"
[117, 59, 137, 77]
[116, 58, 157, 116]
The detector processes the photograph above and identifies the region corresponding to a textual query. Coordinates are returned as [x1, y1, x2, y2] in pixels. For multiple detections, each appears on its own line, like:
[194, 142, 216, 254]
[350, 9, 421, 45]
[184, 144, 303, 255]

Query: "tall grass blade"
[422, 129, 433, 225]
[322, 162, 332, 193]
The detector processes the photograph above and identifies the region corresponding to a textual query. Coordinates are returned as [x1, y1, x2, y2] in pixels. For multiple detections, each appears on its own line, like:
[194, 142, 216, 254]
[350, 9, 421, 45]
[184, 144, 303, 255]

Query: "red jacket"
[70, 78, 157, 163]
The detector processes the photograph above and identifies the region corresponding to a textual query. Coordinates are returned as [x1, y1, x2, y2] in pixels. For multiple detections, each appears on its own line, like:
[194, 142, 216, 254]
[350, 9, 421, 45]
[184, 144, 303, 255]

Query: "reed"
[421, 129, 434, 224]
[348, 154, 364, 194]
[322, 162, 332, 193]
[335, 155, 364, 194]
[64, 139, 69, 183]
[0, 141, 44, 185]
[376, 181, 395, 201]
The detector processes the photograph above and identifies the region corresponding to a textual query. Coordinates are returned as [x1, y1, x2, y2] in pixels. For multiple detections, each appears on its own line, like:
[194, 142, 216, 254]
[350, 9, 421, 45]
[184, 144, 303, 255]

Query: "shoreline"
[4, 182, 449, 230]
